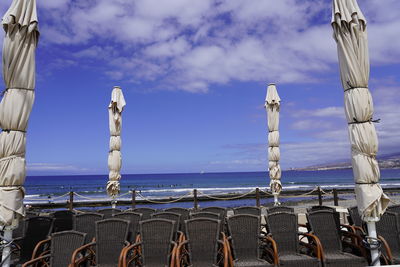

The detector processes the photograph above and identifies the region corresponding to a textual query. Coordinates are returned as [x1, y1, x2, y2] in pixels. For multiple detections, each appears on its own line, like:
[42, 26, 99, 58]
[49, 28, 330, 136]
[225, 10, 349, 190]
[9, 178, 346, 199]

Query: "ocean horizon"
[25, 169, 400, 200]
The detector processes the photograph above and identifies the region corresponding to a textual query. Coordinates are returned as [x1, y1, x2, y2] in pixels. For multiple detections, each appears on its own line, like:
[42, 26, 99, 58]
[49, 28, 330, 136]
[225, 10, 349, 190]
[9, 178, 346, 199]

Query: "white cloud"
[37, 0, 400, 93]
[27, 163, 90, 172]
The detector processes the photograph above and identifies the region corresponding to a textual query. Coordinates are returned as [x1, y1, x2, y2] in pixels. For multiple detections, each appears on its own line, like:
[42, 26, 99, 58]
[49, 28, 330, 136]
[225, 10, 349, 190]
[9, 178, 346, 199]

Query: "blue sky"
[1, 0, 399, 175]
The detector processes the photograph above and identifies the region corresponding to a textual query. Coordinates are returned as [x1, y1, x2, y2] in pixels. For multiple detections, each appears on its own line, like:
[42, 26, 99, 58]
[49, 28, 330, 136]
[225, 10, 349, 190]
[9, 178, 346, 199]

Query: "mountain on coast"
[292, 153, 400, 171]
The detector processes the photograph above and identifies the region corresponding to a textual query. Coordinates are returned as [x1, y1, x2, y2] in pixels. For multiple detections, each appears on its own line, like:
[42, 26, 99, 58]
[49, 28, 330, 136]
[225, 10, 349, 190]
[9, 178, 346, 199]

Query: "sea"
[24, 169, 400, 208]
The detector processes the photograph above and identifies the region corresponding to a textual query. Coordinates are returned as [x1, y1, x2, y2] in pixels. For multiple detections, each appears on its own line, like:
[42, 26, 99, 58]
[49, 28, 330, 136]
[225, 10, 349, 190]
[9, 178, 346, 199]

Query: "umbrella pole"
[366, 221, 380, 266]
[273, 193, 280, 206]
[1, 227, 12, 267]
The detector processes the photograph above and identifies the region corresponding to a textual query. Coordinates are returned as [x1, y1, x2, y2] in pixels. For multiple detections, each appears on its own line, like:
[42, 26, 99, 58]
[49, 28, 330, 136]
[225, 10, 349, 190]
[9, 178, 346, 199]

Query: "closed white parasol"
[331, 0, 390, 264]
[265, 83, 282, 205]
[0, 0, 39, 265]
[107, 86, 126, 205]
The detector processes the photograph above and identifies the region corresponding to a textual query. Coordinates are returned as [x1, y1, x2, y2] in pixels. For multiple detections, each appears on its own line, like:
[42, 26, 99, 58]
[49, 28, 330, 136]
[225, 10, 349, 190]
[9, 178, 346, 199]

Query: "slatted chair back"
[185, 218, 221, 266]
[348, 206, 363, 227]
[73, 212, 104, 242]
[95, 219, 130, 266]
[50, 230, 86, 267]
[267, 206, 294, 214]
[132, 207, 156, 220]
[201, 207, 227, 218]
[151, 212, 181, 234]
[164, 207, 190, 232]
[227, 215, 261, 260]
[140, 218, 176, 266]
[113, 212, 142, 242]
[190, 211, 220, 220]
[307, 210, 342, 253]
[387, 205, 400, 214]
[20, 216, 54, 263]
[97, 208, 122, 219]
[376, 211, 400, 259]
[233, 206, 261, 216]
[52, 210, 74, 232]
[266, 212, 298, 255]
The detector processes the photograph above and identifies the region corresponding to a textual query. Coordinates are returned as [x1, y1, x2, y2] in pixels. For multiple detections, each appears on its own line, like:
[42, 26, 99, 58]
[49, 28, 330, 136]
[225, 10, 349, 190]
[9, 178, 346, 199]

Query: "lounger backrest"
[52, 210, 74, 232]
[348, 206, 363, 227]
[20, 216, 54, 263]
[95, 219, 129, 265]
[113, 212, 142, 242]
[387, 205, 400, 214]
[164, 207, 190, 232]
[190, 211, 220, 220]
[74, 212, 104, 242]
[50, 230, 86, 267]
[151, 212, 181, 234]
[307, 210, 342, 252]
[376, 211, 400, 259]
[267, 206, 294, 214]
[140, 218, 175, 266]
[266, 212, 298, 255]
[97, 208, 121, 219]
[228, 214, 261, 260]
[233, 206, 261, 216]
[185, 218, 221, 265]
[201, 207, 227, 218]
[132, 207, 156, 220]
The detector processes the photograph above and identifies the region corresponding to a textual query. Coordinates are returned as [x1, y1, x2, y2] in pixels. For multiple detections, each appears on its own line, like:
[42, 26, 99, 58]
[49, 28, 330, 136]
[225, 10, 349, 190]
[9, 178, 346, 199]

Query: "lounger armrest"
[220, 233, 233, 267]
[70, 241, 95, 267]
[175, 240, 189, 267]
[341, 231, 368, 258]
[262, 235, 279, 266]
[31, 238, 51, 260]
[120, 242, 142, 267]
[378, 235, 393, 264]
[299, 232, 324, 261]
[22, 254, 50, 267]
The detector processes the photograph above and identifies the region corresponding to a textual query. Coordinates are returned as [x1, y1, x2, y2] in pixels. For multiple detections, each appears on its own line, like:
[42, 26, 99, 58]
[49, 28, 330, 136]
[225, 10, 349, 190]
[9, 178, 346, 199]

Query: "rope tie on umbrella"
[2, 129, 26, 133]
[0, 87, 34, 96]
[343, 81, 369, 92]
[348, 118, 380, 125]
[0, 154, 25, 162]
[356, 182, 378, 185]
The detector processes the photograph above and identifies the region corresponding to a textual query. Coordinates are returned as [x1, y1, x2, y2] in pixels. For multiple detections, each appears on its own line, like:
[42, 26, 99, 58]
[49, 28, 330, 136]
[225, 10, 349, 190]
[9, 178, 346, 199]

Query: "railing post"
[317, 186, 323, 206]
[255, 188, 260, 207]
[333, 188, 339, 206]
[193, 189, 198, 210]
[68, 191, 74, 211]
[131, 190, 136, 209]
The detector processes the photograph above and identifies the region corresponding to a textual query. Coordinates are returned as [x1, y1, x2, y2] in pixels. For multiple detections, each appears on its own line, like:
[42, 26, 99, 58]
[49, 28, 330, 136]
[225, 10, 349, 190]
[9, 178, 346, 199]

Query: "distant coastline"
[290, 153, 400, 171]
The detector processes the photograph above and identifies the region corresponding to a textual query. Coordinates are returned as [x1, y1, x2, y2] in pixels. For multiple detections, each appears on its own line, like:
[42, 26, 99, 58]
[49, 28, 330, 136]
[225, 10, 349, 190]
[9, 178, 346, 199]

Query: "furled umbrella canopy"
[107, 86, 126, 198]
[331, 0, 389, 219]
[265, 84, 282, 199]
[0, 0, 39, 226]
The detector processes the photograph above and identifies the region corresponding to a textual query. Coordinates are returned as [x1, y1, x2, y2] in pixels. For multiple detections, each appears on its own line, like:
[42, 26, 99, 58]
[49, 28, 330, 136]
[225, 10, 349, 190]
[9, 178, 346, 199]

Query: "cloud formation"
[37, 0, 400, 93]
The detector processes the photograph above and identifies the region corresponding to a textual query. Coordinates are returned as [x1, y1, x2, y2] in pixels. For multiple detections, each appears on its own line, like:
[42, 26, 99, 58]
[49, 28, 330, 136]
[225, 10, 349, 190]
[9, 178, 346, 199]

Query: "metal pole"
[366, 221, 381, 266]
[1, 227, 12, 267]
[318, 186, 323, 206]
[68, 191, 74, 211]
[193, 189, 198, 210]
[131, 190, 136, 209]
[333, 189, 339, 206]
[273, 193, 280, 206]
[255, 188, 260, 207]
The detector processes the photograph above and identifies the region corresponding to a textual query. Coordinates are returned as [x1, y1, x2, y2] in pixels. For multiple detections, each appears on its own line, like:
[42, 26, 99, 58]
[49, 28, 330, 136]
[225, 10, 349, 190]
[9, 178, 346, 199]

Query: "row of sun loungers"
[5, 205, 400, 266]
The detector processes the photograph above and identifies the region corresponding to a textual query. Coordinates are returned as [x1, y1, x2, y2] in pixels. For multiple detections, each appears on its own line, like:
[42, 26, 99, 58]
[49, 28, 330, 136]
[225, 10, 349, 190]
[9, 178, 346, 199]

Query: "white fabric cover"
[0, 0, 38, 226]
[106, 86, 126, 197]
[332, 0, 389, 220]
[265, 84, 282, 194]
